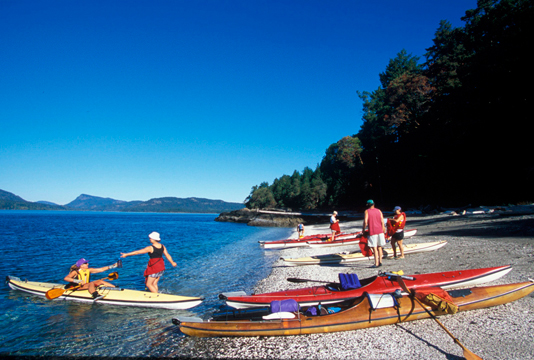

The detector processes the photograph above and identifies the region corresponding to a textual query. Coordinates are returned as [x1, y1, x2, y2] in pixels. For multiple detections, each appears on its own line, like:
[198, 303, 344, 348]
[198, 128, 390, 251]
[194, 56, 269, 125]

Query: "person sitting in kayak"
[388, 206, 406, 259]
[64, 258, 119, 300]
[120, 231, 177, 293]
[329, 211, 341, 242]
[297, 223, 305, 238]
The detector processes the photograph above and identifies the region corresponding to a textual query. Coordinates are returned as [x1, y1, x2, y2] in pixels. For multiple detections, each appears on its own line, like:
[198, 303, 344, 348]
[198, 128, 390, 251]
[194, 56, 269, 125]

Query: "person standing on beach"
[297, 223, 305, 238]
[362, 200, 386, 268]
[389, 206, 406, 259]
[329, 211, 340, 242]
[120, 231, 177, 293]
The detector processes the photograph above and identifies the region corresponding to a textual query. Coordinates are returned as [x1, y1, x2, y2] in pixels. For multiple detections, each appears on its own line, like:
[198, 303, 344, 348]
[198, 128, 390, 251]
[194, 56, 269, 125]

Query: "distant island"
[0, 189, 244, 213]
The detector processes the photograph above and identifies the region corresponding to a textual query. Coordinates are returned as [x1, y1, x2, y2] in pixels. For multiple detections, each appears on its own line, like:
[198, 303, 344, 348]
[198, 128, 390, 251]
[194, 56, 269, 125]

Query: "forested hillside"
[246, 0, 533, 210]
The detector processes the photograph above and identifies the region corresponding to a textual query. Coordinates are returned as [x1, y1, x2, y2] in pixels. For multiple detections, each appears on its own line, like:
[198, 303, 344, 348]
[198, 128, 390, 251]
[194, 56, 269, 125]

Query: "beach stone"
[169, 211, 534, 359]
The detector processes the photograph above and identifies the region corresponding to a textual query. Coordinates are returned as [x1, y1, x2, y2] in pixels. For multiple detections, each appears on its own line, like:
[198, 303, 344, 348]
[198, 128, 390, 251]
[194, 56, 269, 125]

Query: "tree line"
[246, 0, 533, 211]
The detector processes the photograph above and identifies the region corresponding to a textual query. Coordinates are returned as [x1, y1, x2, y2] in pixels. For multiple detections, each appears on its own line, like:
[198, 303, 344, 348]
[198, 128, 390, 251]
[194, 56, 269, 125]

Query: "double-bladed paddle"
[287, 272, 415, 284]
[396, 275, 483, 360]
[45, 272, 119, 300]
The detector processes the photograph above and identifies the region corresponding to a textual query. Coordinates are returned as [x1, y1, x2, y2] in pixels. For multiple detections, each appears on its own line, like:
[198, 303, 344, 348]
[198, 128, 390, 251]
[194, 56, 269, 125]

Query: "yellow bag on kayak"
[422, 293, 459, 314]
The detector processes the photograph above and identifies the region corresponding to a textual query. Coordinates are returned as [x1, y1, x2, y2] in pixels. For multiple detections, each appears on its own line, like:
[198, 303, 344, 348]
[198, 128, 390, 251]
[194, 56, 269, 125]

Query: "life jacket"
[76, 268, 91, 283]
[392, 212, 406, 231]
[387, 212, 406, 237]
[358, 233, 373, 257]
[330, 222, 341, 233]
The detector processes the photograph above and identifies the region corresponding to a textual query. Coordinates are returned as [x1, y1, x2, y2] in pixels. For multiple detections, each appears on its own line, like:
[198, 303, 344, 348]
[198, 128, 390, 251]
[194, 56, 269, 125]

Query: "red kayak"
[219, 265, 512, 309]
[259, 232, 360, 249]
[307, 229, 417, 248]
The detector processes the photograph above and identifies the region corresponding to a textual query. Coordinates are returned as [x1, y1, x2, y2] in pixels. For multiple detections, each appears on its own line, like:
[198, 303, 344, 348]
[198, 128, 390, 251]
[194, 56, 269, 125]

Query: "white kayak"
[281, 241, 447, 266]
[259, 232, 361, 250]
[307, 229, 418, 248]
[6, 276, 203, 310]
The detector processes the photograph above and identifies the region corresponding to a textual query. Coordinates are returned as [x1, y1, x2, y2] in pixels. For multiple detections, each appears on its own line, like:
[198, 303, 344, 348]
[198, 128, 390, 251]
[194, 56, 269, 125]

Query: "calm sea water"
[0, 211, 291, 357]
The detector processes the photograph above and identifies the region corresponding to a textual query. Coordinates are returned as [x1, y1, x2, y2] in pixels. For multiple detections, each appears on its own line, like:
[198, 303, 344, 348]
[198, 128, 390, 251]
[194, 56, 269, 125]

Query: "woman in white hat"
[120, 231, 177, 293]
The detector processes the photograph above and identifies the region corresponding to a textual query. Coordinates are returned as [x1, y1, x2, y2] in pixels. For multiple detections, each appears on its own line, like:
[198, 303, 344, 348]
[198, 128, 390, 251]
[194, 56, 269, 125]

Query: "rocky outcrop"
[215, 208, 327, 227]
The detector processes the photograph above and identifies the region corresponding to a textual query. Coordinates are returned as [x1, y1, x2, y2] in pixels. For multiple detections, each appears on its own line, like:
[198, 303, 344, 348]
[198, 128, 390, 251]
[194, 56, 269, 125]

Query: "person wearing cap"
[63, 258, 119, 300]
[362, 200, 386, 268]
[389, 206, 407, 259]
[329, 211, 341, 242]
[120, 231, 177, 293]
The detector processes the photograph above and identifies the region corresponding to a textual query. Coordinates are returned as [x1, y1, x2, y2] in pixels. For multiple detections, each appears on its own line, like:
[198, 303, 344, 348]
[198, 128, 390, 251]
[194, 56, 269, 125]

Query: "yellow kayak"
[6, 276, 203, 310]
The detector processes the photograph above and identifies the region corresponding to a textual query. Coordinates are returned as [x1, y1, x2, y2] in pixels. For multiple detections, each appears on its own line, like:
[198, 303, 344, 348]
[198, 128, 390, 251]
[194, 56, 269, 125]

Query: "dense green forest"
[245, 0, 533, 211]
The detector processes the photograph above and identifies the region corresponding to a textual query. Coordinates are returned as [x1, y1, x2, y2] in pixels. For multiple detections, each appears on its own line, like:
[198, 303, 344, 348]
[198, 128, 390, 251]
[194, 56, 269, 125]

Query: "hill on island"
[66, 194, 244, 213]
[0, 190, 244, 213]
[121, 197, 244, 213]
[0, 189, 66, 210]
[66, 194, 143, 211]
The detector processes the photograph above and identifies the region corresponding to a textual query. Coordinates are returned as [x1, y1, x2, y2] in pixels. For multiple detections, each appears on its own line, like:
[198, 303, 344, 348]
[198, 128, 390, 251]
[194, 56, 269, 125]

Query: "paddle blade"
[396, 275, 411, 294]
[287, 278, 310, 283]
[45, 288, 66, 300]
[397, 276, 484, 360]
[108, 272, 119, 280]
[463, 349, 484, 360]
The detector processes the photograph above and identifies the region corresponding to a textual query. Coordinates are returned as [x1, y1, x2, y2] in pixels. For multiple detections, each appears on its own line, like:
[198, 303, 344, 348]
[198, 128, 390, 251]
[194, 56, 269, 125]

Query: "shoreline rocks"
[215, 208, 328, 227]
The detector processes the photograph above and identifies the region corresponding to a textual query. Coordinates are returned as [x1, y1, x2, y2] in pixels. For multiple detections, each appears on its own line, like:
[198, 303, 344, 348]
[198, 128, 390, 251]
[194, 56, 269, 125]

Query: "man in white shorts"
[362, 200, 386, 268]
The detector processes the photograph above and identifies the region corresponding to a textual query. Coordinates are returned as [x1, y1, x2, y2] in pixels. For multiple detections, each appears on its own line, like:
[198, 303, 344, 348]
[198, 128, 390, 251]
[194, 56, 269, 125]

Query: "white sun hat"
[149, 232, 161, 241]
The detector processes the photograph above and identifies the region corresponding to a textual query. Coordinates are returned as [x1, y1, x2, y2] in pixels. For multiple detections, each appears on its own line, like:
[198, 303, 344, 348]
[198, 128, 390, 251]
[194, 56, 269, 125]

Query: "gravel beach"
[173, 209, 534, 360]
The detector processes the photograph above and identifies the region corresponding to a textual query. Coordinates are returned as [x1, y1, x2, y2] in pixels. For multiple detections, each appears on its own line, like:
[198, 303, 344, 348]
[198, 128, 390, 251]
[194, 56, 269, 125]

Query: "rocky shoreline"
[172, 207, 534, 359]
[215, 208, 331, 227]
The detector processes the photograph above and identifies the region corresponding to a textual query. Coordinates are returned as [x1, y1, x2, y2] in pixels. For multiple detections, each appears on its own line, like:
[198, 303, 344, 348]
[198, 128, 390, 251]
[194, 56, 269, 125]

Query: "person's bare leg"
[372, 247, 380, 266]
[146, 277, 158, 293]
[398, 240, 404, 258]
[378, 246, 383, 265]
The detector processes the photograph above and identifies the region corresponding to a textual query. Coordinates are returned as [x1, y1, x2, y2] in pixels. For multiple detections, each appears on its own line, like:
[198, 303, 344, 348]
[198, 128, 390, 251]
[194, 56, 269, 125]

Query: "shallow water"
[0, 211, 290, 356]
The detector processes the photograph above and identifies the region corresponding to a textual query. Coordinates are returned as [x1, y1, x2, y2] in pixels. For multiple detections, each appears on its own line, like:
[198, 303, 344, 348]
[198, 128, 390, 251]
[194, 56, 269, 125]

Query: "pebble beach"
[174, 208, 534, 360]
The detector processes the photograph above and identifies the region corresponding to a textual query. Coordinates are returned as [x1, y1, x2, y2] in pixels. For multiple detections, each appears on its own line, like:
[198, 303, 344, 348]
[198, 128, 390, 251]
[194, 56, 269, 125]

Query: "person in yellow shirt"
[63, 258, 119, 300]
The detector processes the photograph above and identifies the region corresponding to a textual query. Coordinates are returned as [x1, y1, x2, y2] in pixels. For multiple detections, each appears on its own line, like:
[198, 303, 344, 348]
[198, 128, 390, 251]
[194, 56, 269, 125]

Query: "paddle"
[288, 272, 415, 284]
[287, 278, 334, 284]
[45, 272, 119, 300]
[396, 276, 483, 360]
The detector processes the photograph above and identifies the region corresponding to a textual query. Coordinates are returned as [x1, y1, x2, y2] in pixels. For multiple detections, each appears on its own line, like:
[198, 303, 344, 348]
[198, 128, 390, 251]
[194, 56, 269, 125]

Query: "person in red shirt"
[389, 206, 407, 259]
[362, 200, 386, 268]
[120, 231, 177, 293]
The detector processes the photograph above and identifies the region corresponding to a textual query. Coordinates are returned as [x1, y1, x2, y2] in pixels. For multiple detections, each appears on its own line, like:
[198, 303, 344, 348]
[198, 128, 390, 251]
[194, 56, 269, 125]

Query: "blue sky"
[1, 0, 476, 205]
